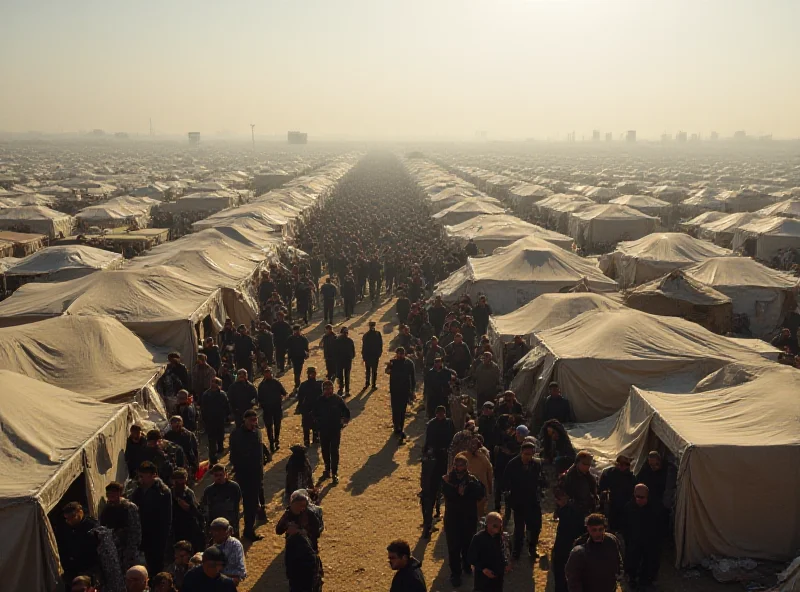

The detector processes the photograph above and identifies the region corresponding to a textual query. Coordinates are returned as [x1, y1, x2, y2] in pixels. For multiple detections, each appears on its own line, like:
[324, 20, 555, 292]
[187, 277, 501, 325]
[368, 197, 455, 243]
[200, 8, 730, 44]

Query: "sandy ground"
[196, 296, 751, 592]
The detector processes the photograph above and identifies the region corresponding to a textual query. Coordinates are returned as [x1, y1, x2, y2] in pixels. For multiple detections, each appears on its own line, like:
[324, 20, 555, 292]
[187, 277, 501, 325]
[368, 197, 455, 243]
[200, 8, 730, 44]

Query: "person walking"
[271, 311, 292, 373]
[296, 366, 322, 447]
[130, 462, 172, 575]
[386, 347, 416, 442]
[229, 410, 265, 541]
[320, 277, 337, 325]
[286, 325, 310, 392]
[388, 539, 427, 592]
[565, 514, 623, 592]
[311, 380, 350, 484]
[361, 320, 384, 389]
[257, 366, 287, 453]
[200, 378, 231, 465]
[320, 324, 338, 381]
[502, 441, 544, 559]
[334, 326, 356, 396]
[468, 512, 509, 592]
[227, 369, 257, 429]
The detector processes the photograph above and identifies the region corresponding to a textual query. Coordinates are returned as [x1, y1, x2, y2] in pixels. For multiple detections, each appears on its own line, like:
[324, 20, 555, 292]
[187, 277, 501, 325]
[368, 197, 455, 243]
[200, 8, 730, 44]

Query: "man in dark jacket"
[131, 461, 172, 574]
[598, 455, 636, 533]
[396, 291, 411, 325]
[56, 502, 99, 588]
[388, 539, 427, 592]
[142, 429, 185, 486]
[125, 424, 147, 478]
[563, 451, 599, 517]
[334, 326, 356, 396]
[228, 369, 257, 429]
[565, 514, 622, 592]
[200, 336, 222, 373]
[624, 484, 662, 590]
[233, 324, 256, 379]
[320, 324, 338, 380]
[254, 321, 275, 368]
[342, 273, 357, 319]
[542, 382, 575, 424]
[201, 377, 231, 465]
[427, 296, 447, 337]
[442, 453, 486, 587]
[320, 277, 337, 324]
[386, 347, 416, 441]
[502, 441, 544, 559]
[229, 409, 265, 541]
[170, 468, 205, 553]
[296, 366, 322, 446]
[312, 380, 351, 484]
[257, 366, 287, 452]
[271, 311, 293, 373]
[295, 276, 312, 325]
[445, 333, 473, 378]
[423, 357, 455, 419]
[361, 320, 384, 389]
[286, 324, 310, 391]
[472, 295, 492, 337]
[164, 415, 199, 476]
[468, 512, 508, 592]
[200, 464, 242, 539]
[552, 489, 586, 592]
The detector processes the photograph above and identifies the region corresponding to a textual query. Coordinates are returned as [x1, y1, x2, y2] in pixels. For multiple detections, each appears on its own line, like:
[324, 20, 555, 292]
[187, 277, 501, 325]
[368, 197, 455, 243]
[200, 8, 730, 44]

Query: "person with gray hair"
[209, 517, 247, 584]
[124, 566, 148, 592]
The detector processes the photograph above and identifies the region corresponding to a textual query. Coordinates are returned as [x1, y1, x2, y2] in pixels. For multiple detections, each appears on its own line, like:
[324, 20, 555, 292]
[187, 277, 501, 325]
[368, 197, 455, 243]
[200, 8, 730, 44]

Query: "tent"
[159, 192, 236, 215]
[697, 212, 765, 248]
[445, 214, 574, 253]
[568, 204, 658, 251]
[732, 216, 800, 261]
[428, 189, 499, 213]
[434, 236, 618, 314]
[193, 201, 292, 235]
[624, 269, 733, 334]
[598, 233, 731, 287]
[0, 371, 133, 592]
[649, 185, 689, 204]
[510, 308, 765, 422]
[0, 206, 74, 239]
[0, 265, 229, 363]
[532, 194, 595, 232]
[431, 198, 506, 226]
[75, 196, 159, 230]
[506, 184, 553, 211]
[683, 257, 799, 338]
[3, 245, 123, 288]
[680, 192, 726, 216]
[679, 211, 728, 236]
[568, 365, 800, 567]
[583, 187, 619, 202]
[487, 292, 625, 362]
[716, 188, 777, 213]
[0, 315, 166, 406]
[756, 198, 800, 219]
[608, 194, 673, 218]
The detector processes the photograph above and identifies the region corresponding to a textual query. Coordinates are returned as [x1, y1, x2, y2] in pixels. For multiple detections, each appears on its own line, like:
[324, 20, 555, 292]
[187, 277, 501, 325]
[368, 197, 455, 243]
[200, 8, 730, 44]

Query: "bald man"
[624, 484, 662, 589]
[468, 512, 509, 592]
[125, 566, 148, 592]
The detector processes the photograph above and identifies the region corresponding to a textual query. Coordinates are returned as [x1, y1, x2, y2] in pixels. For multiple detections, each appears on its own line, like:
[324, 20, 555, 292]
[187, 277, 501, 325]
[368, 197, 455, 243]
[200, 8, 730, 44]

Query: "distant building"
[733, 130, 747, 141]
[188, 132, 201, 145]
[91, 129, 105, 137]
[710, 131, 719, 141]
[690, 133, 699, 142]
[677, 131, 687, 142]
[592, 130, 600, 141]
[288, 131, 308, 144]
[626, 130, 637, 142]
[114, 132, 129, 139]
[605, 132, 613, 142]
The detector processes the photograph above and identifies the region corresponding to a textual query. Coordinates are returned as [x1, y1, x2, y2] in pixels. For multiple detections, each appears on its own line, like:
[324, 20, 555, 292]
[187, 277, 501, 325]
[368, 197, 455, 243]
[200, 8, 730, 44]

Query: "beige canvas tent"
[679, 211, 728, 236]
[0, 371, 133, 592]
[431, 198, 506, 226]
[445, 214, 574, 253]
[732, 216, 800, 261]
[435, 236, 618, 314]
[698, 212, 766, 248]
[683, 257, 799, 338]
[0, 206, 74, 239]
[3, 245, 123, 290]
[608, 194, 673, 217]
[598, 233, 731, 287]
[756, 198, 800, 219]
[624, 269, 733, 334]
[568, 204, 658, 251]
[511, 308, 765, 423]
[568, 365, 800, 567]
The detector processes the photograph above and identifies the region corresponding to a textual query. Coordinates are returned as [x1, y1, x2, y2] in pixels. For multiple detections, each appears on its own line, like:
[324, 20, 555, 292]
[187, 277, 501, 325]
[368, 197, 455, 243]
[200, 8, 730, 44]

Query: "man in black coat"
[286, 324, 310, 391]
[502, 441, 544, 559]
[468, 512, 508, 592]
[388, 539, 427, 592]
[296, 366, 322, 446]
[125, 424, 147, 478]
[472, 295, 492, 339]
[624, 484, 663, 589]
[164, 415, 199, 477]
[271, 311, 293, 373]
[385, 347, 416, 441]
[295, 276, 312, 325]
[552, 489, 586, 592]
[229, 409, 265, 541]
[56, 502, 99, 588]
[233, 324, 256, 379]
[227, 369, 257, 429]
[254, 321, 275, 368]
[442, 453, 486, 587]
[598, 454, 636, 533]
[342, 273, 357, 319]
[361, 320, 384, 389]
[130, 461, 172, 574]
[542, 382, 575, 425]
[257, 366, 287, 452]
[427, 295, 447, 337]
[311, 380, 351, 484]
[200, 464, 242, 539]
[320, 323, 338, 380]
[201, 377, 231, 464]
[334, 326, 356, 396]
[320, 277, 337, 324]
[423, 357, 455, 419]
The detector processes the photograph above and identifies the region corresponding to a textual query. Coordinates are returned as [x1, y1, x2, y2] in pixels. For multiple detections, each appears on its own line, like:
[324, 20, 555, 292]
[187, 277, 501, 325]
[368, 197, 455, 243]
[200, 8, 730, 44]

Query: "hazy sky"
[1, 0, 798, 139]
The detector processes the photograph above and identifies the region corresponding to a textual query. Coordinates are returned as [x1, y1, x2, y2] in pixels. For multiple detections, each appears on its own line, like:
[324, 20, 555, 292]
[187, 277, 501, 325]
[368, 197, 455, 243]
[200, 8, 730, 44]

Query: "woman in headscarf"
[276, 490, 324, 592]
[539, 419, 577, 474]
[285, 445, 314, 506]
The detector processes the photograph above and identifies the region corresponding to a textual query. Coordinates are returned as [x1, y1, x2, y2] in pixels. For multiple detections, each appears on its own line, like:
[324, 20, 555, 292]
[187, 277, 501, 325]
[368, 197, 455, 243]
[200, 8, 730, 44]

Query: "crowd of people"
[55, 154, 675, 592]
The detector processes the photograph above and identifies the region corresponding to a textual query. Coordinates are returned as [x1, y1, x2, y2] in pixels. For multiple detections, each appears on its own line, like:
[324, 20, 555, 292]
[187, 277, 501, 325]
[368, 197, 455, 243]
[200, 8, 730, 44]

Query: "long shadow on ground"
[344, 435, 401, 496]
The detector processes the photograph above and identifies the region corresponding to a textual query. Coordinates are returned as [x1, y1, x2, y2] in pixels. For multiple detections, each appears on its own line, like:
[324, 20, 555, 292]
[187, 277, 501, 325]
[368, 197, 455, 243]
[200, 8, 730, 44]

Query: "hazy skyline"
[2, 0, 798, 140]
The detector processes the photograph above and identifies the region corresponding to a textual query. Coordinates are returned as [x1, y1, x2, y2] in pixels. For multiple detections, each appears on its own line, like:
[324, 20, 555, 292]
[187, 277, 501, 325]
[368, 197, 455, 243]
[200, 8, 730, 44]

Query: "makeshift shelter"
[3, 245, 123, 291]
[717, 188, 777, 213]
[680, 192, 726, 216]
[0, 206, 74, 239]
[608, 194, 673, 218]
[511, 308, 765, 422]
[568, 204, 658, 251]
[75, 196, 158, 230]
[624, 269, 733, 334]
[732, 217, 800, 261]
[599, 233, 731, 287]
[434, 236, 618, 314]
[0, 371, 133, 592]
[506, 184, 553, 212]
[445, 214, 573, 253]
[431, 198, 506, 226]
[649, 185, 689, 204]
[0, 266, 230, 363]
[583, 187, 618, 202]
[0, 230, 46, 257]
[568, 365, 800, 567]
[725, 337, 782, 361]
[679, 211, 728, 236]
[532, 194, 594, 232]
[698, 212, 765, 248]
[428, 189, 498, 213]
[683, 257, 799, 338]
[193, 201, 292, 235]
[756, 198, 800, 219]
[159, 192, 236, 215]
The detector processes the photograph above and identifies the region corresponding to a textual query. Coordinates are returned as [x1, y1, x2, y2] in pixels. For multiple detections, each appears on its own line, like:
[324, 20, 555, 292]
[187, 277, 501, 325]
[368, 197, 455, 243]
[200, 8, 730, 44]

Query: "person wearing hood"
[563, 451, 599, 517]
[539, 419, 577, 474]
[285, 445, 315, 506]
[468, 512, 509, 592]
[388, 539, 427, 592]
[130, 461, 172, 575]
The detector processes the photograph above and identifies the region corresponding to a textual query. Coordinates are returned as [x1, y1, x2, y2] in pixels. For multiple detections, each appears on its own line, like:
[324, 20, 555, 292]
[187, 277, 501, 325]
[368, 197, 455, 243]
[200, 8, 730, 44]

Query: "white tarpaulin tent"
[679, 211, 728, 236]
[698, 212, 765, 248]
[4, 245, 123, 283]
[732, 217, 800, 261]
[717, 188, 777, 213]
[0, 206, 74, 239]
[511, 308, 765, 422]
[0, 371, 133, 592]
[683, 257, 799, 338]
[434, 236, 618, 314]
[0, 316, 167, 403]
[431, 198, 506, 226]
[608, 194, 673, 217]
[568, 204, 658, 250]
[445, 214, 574, 253]
[756, 198, 800, 219]
[598, 233, 731, 287]
[568, 364, 800, 567]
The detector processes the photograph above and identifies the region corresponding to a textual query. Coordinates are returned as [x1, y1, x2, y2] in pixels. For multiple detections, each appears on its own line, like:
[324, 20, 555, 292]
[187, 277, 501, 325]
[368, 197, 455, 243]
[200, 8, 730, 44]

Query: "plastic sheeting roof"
[445, 214, 574, 251]
[684, 256, 798, 290]
[4, 245, 123, 276]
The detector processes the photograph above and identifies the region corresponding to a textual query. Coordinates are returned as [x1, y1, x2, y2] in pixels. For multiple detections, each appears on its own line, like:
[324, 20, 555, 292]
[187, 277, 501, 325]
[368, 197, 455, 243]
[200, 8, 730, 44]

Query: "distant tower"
[605, 132, 613, 142]
[626, 130, 637, 143]
[250, 124, 255, 150]
[592, 130, 600, 141]
[149, 118, 153, 137]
